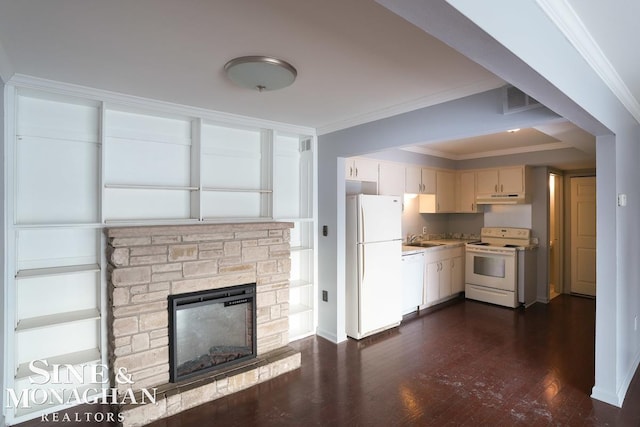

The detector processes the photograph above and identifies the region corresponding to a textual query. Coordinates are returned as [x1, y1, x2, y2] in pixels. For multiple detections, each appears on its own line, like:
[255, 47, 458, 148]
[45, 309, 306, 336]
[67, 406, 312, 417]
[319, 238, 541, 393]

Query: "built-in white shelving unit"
[4, 82, 317, 424]
[8, 90, 105, 423]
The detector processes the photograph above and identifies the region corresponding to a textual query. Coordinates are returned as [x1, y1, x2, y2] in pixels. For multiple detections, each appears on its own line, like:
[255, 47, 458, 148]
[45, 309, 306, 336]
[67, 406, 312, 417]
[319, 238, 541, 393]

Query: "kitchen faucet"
[406, 233, 418, 243]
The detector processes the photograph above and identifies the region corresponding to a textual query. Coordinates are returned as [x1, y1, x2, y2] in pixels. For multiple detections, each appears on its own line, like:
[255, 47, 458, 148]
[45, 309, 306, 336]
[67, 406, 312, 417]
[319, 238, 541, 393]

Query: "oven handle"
[465, 246, 516, 256]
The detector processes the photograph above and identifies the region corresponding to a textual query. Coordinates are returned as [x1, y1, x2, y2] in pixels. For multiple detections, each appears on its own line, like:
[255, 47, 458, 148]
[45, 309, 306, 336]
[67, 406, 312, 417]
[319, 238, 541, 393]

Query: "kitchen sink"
[406, 242, 443, 248]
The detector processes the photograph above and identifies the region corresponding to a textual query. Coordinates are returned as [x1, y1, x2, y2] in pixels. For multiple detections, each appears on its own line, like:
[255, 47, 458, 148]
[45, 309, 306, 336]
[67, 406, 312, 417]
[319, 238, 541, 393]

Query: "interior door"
[570, 176, 596, 296]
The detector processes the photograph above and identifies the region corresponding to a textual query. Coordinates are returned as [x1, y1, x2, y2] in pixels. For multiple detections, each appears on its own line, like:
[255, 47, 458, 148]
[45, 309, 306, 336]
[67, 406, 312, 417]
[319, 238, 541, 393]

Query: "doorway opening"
[549, 172, 563, 300]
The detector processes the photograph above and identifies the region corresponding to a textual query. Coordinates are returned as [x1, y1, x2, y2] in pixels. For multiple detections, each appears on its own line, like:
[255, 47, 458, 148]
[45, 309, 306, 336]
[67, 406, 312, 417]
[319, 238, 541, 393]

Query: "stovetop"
[467, 227, 532, 248]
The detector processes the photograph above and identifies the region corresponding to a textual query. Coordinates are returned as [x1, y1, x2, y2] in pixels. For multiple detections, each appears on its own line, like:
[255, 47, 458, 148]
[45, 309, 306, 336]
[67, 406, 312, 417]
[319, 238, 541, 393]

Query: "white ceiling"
[0, 0, 635, 164]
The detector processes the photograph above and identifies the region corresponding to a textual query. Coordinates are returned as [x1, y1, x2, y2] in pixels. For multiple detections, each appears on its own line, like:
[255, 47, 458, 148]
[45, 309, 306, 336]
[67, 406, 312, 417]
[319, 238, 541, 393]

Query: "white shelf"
[104, 183, 198, 191]
[274, 217, 314, 222]
[288, 308, 315, 342]
[202, 187, 272, 193]
[201, 216, 272, 222]
[14, 222, 103, 229]
[16, 308, 100, 332]
[290, 279, 312, 289]
[15, 348, 101, 380]
[103, 218, 200, 225]
[289, 303, 313, 316]
[15, 263, 100, 279]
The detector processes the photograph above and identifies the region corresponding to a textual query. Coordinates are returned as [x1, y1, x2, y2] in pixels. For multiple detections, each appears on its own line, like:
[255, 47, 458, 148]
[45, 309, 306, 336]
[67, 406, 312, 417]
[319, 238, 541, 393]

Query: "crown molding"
[401, 141, 572, 160]
[316, 77, 504, 135]
[7, 74, 316, 136]
[535, 0, 640, 124]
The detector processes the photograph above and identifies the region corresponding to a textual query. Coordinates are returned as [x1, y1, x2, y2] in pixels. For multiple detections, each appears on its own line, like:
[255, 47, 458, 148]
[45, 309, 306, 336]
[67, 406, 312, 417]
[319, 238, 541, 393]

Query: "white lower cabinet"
[402, 251, 425, 315]
[423, 246, 464, 307]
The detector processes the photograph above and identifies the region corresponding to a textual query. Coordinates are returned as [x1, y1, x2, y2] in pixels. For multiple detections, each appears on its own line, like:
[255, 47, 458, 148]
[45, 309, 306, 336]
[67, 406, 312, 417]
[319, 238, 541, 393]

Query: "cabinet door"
[439, 260, 452, 299]
[421, 168, 436, 194]
[458, 171, 477, 213]
[436, 170, 456, 212]
[451, 256, 464, 293]
[345, 159, 356, 179]
[405, 166, 422, 194]
[425, 260, 440, 305]
[499, 166, 524, 194]
[476, 169, 499, 194]
[378, 162, 405, 196]
[353, 158, 378, 182]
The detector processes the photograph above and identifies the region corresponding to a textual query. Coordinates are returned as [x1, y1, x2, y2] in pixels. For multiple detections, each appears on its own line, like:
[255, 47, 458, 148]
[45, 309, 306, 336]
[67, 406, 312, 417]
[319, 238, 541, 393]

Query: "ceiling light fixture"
[224, 56, 297, 92]
[507, 128, 521, 133]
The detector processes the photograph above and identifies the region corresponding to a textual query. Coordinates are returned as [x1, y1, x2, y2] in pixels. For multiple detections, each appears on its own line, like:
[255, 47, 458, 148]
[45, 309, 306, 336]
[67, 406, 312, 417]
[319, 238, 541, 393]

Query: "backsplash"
[423, 232, 480, 241]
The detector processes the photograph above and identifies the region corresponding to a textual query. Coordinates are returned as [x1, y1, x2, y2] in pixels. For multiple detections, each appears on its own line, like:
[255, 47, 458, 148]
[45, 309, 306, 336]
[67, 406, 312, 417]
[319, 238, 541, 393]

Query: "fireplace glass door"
[168, 283, 256, 382]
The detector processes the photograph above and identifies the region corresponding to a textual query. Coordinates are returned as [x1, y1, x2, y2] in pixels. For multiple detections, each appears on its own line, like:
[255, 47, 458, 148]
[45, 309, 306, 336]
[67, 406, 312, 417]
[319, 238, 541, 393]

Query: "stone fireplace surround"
[106, 222, 301, 427]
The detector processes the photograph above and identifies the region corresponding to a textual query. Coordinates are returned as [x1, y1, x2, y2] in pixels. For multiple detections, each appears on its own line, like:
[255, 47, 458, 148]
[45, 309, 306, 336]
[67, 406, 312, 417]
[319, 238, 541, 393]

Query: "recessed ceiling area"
[400, 120, 596, 168]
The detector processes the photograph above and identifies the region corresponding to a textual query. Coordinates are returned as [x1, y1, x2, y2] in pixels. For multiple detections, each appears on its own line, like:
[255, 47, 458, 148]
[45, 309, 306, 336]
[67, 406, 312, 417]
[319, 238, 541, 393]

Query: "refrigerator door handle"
[359, 244, 365, 285]
[360, 205, 366, 243]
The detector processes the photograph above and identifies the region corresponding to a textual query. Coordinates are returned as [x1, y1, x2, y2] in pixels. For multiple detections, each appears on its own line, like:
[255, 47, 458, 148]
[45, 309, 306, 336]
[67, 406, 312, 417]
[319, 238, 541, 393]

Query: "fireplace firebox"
[168, 283, 257, 383]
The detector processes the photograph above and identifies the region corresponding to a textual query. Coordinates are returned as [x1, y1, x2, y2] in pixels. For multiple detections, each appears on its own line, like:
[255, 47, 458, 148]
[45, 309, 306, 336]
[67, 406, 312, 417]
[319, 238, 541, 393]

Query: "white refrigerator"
[346, 194, 403, 339]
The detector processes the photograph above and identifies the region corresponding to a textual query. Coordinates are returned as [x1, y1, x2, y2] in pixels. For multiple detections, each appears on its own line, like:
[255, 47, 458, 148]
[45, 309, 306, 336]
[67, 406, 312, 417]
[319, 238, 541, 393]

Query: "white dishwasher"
[402, 251, 425, 315]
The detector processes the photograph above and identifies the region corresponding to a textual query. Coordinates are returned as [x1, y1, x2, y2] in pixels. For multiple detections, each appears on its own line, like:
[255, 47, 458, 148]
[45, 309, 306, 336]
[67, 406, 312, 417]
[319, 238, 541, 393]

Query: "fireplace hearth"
[168, 283, 257, 382]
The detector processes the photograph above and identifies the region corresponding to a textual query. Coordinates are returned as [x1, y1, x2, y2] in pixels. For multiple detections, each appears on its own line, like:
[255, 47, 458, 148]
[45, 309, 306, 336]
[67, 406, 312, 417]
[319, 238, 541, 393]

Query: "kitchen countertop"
[402, 239, 473, 254]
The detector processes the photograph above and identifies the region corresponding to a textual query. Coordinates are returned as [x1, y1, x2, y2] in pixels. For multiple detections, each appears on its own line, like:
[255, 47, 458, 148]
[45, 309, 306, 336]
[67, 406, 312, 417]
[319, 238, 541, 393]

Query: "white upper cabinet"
[378, 162, 405, 196]
[405, 167, 436, 194]
[345, 157, 378, 182]
[457, 171, 478, 213]
[499, 166, 526, 194]
[476, 166, 525, 195]
[405, 166, 422, 194]
[435, 170, 456, 212]
[419, 170, 455, 213]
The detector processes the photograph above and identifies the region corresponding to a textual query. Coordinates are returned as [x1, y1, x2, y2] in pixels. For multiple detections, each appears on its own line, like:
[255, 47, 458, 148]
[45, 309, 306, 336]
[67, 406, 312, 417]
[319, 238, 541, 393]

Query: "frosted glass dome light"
[224, 56, 297, 92]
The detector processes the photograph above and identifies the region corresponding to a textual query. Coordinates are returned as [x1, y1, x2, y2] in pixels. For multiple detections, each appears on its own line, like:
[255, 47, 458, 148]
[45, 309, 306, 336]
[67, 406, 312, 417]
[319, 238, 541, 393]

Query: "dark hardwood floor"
[17, 295, 640, 426]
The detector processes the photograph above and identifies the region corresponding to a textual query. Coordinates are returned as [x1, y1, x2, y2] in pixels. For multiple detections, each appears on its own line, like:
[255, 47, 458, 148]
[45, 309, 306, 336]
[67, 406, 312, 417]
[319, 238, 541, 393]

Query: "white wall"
[375, 0, 640, 407]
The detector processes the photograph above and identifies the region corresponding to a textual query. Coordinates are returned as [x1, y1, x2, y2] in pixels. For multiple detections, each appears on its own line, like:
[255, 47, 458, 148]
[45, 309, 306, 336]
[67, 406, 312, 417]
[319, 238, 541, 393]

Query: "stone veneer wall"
[105, 222, 300, 426]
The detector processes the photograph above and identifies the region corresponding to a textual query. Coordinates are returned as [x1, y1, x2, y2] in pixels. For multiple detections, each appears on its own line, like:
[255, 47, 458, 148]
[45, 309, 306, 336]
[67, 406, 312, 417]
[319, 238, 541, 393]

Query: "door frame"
[548, 171, 564, 299]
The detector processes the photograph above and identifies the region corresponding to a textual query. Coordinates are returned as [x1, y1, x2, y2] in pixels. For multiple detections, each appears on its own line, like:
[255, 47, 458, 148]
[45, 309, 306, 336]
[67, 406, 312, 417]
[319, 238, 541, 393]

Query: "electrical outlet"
[422, 226, 428, 235]
[322, 290, 328, 302]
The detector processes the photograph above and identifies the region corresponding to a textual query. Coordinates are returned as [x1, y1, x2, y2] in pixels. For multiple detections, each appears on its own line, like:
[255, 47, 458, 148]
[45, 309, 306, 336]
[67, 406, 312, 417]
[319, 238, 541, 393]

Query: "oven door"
[465, 246, 517, 291]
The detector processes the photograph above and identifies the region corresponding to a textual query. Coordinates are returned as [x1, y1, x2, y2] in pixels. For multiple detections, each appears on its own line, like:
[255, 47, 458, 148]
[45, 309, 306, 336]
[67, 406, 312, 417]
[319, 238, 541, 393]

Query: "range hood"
[476, 193, 529, 205]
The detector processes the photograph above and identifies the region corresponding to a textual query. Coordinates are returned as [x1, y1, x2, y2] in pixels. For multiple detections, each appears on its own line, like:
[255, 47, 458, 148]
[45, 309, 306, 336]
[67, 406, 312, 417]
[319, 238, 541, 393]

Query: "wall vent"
[299, 138, 312, 152]
[503, 85, 542, 114]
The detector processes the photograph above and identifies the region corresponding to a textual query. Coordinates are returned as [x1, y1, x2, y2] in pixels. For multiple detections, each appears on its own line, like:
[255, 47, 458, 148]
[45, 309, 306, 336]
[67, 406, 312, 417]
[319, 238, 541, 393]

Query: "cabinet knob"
[501, 184, 503, 192]
[355, 168, 359, 177]
[494, 184, 498, 192]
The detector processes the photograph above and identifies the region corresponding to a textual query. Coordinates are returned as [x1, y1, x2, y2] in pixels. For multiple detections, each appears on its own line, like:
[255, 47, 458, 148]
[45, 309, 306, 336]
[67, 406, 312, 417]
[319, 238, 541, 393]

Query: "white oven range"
[465, 227, 533, 308]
